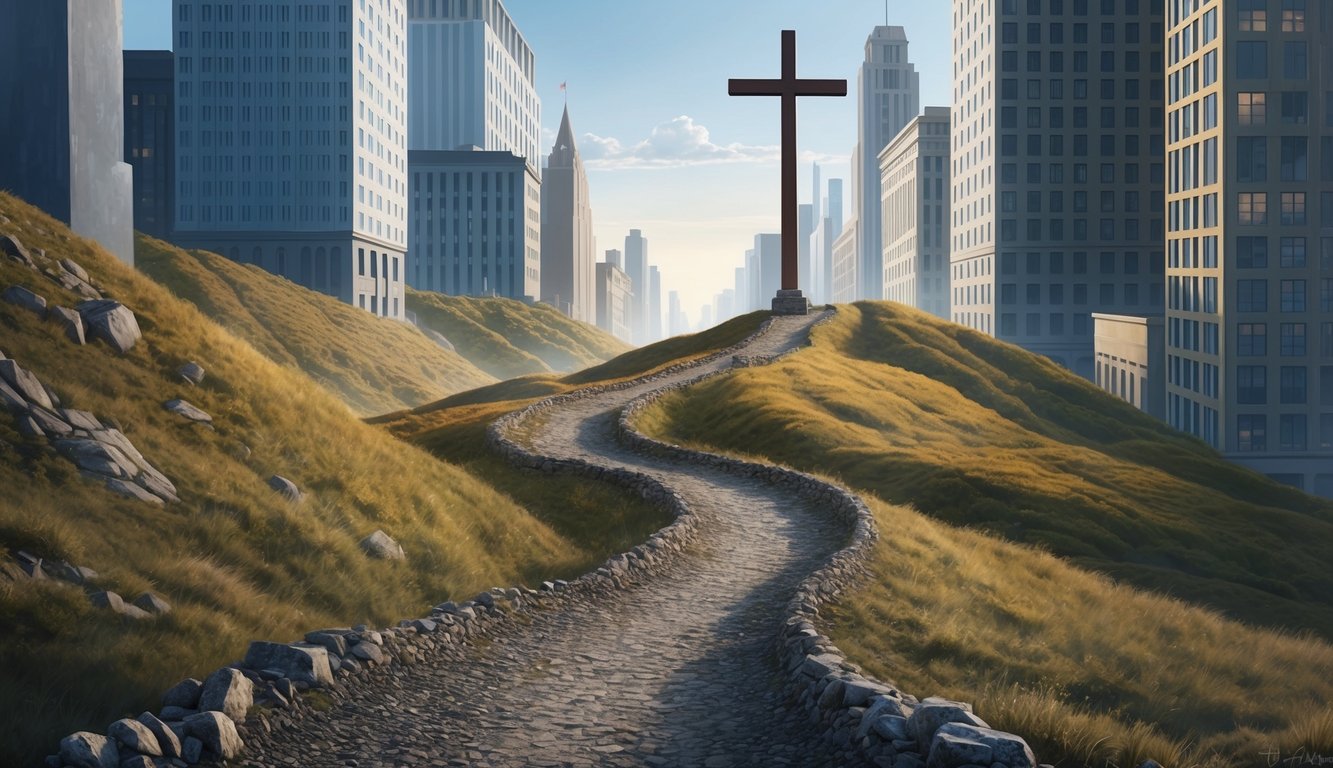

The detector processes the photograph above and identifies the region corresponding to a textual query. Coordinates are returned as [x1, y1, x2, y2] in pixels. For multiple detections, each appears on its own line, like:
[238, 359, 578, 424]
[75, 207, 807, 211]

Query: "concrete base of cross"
[771, 289, 811, 316]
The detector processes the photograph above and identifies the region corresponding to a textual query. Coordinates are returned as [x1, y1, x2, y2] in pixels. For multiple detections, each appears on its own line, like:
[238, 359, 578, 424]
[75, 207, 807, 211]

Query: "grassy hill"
[136, 238, 495, 416]
[0, 193, 664, 765]
[407, 289, 630, 381]
[632, 302, 1333, 766]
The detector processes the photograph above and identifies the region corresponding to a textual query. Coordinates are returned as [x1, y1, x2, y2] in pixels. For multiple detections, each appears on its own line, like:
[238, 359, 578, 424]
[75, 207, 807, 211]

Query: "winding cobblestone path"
[243, 312, 865, 767]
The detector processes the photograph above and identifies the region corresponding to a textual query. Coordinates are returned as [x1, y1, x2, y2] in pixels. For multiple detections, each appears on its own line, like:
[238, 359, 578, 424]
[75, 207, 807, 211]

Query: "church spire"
[549, 103, 580, 168]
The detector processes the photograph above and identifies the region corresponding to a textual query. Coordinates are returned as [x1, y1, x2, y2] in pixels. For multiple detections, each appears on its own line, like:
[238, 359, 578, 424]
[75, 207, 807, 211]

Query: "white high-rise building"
[810, 177, 843, 304]
[407, 0, 538, 168]
[950, 0, 1166, 379]
[172, 0, 407, 319]
[880, 107, 951, 319]
[407, 0, 541, 303]
[852, 26, 920, 301]
[1165, 0, 1333, 495]
[625, 229, 649, 344]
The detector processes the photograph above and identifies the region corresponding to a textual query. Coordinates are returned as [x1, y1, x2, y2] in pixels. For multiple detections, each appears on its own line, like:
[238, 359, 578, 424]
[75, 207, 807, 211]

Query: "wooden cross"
[729, 30, 846, 292]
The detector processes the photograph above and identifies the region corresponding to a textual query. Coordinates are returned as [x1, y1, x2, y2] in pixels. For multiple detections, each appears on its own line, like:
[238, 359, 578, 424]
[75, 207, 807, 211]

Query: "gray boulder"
[90, 590, 152, 619]
[132, 592, 172, 615]
[118, 756, 155, 768]
[180, 736, 203, 764]
[182, 711, 243, 759]
[107, 717, 161, 757]
[48, 306, 86, 344]
[135, 712, 182, 759]
[104, 478, 165, 505]
[161, 678, 203, 709]
[1, 233, 34, 266]
[0, 375, 27, 410]
[934, 724, 1036, 768]
[77, 300, 142, 354]
[58, 731, 119, 768]
[27, 405, 73, 436]
[163, 399, 212, 424]
[267, 475, 302, 502]
[926, 730, 992, 768]
[59, 258, 89, 282]
[61, 409, 102, 431]
[3, 285, 47, 317]
[303, 630, 348, 657]
[243, 641, 333, 688]
[57, 562, 99, 585]
[350, 641, 385, 665]
[178, 362, 205, 385]
[908, 698, 990, 754]
[0, 359, 54, 409]
[56, 439, 138, 479]
[198, 667, 253, 722]
[359, 530, 405, 560]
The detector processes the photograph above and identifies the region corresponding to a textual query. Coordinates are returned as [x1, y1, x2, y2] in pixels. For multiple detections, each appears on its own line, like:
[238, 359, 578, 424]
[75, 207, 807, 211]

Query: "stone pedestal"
[771, 289, 811, 316]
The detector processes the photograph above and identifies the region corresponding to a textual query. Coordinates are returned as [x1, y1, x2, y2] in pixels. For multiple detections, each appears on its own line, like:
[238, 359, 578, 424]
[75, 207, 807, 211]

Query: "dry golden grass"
[135, 237, 496, 416]
[633, 301, 1333, 767]
[0, 193, 656, 765]
[406, 289, 630, 381]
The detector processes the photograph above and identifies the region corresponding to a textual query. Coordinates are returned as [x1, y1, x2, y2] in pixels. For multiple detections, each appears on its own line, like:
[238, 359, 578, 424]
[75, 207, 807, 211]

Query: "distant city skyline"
[120, 0, 952, 324]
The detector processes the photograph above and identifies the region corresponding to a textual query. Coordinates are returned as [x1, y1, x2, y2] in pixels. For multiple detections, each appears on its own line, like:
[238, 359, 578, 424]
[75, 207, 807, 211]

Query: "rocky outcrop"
[47, 306, 86, 344]
[3, 284, 47, 317]
[359, 529, 405, 560]
[76, 300, 141, 354]
[1, 233, 35, 267]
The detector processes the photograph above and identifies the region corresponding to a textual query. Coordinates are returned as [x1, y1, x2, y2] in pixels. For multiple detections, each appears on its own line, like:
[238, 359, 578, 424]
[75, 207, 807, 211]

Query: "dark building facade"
[0, 0, 133, 263]
[123, 51, 174, 239]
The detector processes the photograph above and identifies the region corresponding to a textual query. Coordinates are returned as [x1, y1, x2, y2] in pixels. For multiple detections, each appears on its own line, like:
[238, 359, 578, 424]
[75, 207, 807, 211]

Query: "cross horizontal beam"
[728, 79, 847, 97]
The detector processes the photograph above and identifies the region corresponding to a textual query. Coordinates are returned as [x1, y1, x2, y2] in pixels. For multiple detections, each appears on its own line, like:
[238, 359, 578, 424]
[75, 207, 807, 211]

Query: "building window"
[1238, 192, 1268, 225]
[1280, 322, 1307, 355]
[1239, 0, 1268, 30]
[1238, 236, 1269, 268]
[1237, 279, 1268, 312]
[1280, 192, 1306, 225]
[1280, 237, 1307, 267]
[1281, 366, 1308, 404]
[1237, 137, 1268, 182]
[1282, 0, 1307, 31]
[1238, 323, 1268, 356]
[1238, 414, 1268, 452]
[1283, 41, 1308, 79]
[1238, 92, 1267, 126]
[1280, 414, 1308, 451]
[1281, 279, 1307, 312]
[1280, 137, 1308, 181]
[1237, 41, 1268, 79]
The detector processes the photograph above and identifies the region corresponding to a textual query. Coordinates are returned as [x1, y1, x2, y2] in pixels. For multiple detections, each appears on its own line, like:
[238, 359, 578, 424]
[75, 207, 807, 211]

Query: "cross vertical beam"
[729, 30, 846, 295]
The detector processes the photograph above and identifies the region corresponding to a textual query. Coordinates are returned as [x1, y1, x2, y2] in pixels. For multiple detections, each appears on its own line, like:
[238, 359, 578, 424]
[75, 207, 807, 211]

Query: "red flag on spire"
[559, 81, 567, 92]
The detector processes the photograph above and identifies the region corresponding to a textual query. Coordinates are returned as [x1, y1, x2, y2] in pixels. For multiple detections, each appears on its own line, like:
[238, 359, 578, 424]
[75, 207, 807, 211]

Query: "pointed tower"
[540, 105, 596, 322]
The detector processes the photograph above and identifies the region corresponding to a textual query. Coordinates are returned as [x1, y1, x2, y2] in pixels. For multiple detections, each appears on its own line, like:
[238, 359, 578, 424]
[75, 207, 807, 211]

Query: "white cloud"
[580, 115, 842, 171]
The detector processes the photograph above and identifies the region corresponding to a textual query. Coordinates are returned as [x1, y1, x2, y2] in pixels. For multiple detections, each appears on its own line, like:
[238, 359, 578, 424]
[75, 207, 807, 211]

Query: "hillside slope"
[0, 193, 660, 765]
[632, 302, 1333, 765]
[137, 239, 495, 415]
[407, 289, 630, 381]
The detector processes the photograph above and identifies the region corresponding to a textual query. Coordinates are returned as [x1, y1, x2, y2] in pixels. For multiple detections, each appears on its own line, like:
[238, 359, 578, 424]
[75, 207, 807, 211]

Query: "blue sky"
[123, 0, 952, 322]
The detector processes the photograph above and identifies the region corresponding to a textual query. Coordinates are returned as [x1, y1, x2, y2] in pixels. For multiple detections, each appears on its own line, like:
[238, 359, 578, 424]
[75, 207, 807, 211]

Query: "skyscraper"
[880, 107, 951, 319]
[798, 203, 814, 295]
[1165, 0, 1333, 494]
[172, 0, 407, 318]
[123, 50, 175, 240]
[648, 265, 663, 343]
[810, 177, 844, 304]
[408, 0, 541, 305]
[541, 106, 595, 322]
[0, 0, 133, 264]
[595, 260, 631, 343]
[852, 26, 920, 300]
[950, 0, 1166, 378]
[754, 233, 782, 307]
[624, 229, 649, 343]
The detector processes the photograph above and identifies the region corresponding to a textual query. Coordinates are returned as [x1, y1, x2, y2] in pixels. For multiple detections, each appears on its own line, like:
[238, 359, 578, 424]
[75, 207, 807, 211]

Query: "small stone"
[60, 258, 89, 282]
[266, 475, 301, 502]
[90, 590, 125, 612]
[358, 530, 404, 560]
[135, 712, 182, 759]
[118, 756, 155, 768]
[178, 362, 205, 385]
[350, 642, 385, 665]
[161, 678, 203, 710]
[3, 285, 48, 317]
[107, 717, 161, 757]
[104, 477, 165, 505]
[303, 631, 348, 657]
[47, 306, 87, 344]
[132, 592, 172, 614]
[0, 359, 54, 409]
[934, 724, 1036, 768]
[198, 667, 253, 722]
[58, 731, 119, 768]
[61, 409, 102, 431]
[77, 300, 142, 354]
[27, 404, 73, 436]
[908, 699, 989, 755]
[182, 711, 243, 759]
[163, 399, 212, 424]
[927, 731, 992, 768]
[180, 736, 202, 764]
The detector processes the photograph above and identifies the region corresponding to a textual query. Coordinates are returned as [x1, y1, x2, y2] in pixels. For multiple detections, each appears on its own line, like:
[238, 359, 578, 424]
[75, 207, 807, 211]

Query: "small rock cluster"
[0, 348, 178, 504]
[0, 549, 172, 620]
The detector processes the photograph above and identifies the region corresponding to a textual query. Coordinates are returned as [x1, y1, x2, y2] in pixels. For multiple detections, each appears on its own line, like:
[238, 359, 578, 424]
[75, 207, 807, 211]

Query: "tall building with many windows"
[172, 0, 408, 319]
[0, 0, 133, 264]
[541, 106, 595, 322]
[407, 0, 541, 304]
[810, 177, 844, 304]
[852, 26, 920, 300]
[1166, 0, 1333, 494]
[880, 107, 951, 319]
[408, 149, 540, 300]
[950, 0, 1166, 379]
[124, 50, 175, 239]
[624, 229, 649, 343]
